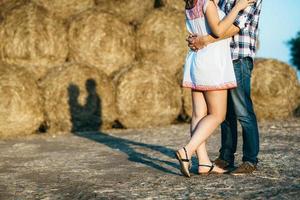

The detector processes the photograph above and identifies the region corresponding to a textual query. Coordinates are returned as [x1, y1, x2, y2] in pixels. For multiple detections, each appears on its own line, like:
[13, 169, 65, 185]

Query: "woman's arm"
[205, 0, 255, 37]
[187, 24, 240, 51]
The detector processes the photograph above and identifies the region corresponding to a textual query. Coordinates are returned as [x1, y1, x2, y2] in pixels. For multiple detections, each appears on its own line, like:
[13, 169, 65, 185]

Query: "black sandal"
[198, 163, 226, 175]
[175, 147, 191, 177]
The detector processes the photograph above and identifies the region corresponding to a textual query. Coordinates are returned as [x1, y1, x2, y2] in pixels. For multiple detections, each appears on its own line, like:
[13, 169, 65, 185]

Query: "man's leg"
[218, 57, 260, 170]
[219, 91, 238, 167]
[229, 57, 259, 174]
[234, 57, 259, 164]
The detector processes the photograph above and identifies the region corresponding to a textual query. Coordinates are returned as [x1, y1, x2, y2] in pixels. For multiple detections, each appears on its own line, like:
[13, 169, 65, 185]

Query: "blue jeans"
[220, 57, 260, 165]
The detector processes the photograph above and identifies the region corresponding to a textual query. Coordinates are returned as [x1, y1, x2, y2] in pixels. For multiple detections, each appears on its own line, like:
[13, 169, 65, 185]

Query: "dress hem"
[182, 82, 237, 91]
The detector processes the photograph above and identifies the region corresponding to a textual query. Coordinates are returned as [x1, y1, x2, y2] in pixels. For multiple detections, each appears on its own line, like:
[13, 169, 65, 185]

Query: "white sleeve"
[203, 0, 210, 13]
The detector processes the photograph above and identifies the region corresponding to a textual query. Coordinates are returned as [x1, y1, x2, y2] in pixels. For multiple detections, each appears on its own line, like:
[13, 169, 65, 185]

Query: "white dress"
[182, 0, 237, 91]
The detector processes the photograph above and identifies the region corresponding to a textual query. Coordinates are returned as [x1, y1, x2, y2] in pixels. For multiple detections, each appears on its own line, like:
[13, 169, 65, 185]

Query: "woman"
[175, 0, 255, 177]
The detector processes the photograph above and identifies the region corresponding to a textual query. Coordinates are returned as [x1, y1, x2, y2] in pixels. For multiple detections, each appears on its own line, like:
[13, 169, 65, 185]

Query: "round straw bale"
[156, 0, 185, 11]
[0, 63, 44, 139]
[95, 0, 154, 25]
[40, 63, 117, 134]
[31, 0, 95, 20]
[0, 2, 68, 80]
[295, 86, 300, 117]
[116, 61, 182, 128]
[68, 10, 135, 77]
[182, 87, 192, 118]
[137, 8, 187, 75]
[175, 68, 192, 118]
[252, 59, 300, 120]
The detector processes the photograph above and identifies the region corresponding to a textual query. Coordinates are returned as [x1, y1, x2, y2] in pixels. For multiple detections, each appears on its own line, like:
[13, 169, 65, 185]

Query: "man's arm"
[189, 0, 262, 50]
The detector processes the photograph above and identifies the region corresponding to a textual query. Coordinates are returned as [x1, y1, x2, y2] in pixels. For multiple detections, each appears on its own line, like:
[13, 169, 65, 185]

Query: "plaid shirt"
[219, 0, 263, 60]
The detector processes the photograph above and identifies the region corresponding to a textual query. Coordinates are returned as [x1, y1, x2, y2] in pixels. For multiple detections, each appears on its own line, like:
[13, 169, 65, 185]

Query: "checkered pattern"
[219, 0, 263, 60]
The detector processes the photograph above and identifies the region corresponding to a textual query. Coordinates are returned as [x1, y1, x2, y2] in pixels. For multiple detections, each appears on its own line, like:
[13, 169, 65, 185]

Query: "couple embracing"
[175, 0, 262, 177]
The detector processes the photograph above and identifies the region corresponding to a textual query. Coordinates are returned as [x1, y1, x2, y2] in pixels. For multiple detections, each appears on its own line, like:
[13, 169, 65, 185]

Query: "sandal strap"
[198, 164, 215, 173]
[183, 147, 189, 161]
[181, 159, 190, 162]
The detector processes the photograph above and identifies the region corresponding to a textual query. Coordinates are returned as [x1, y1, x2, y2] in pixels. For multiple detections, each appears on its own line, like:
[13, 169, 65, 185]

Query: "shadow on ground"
[67, 79, 181, 175]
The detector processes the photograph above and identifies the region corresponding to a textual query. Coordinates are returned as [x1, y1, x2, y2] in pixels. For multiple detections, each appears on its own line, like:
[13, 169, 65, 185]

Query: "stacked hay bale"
[95, 0, 155, 25]
[252, 59, 300, 120]
[68, 10, 136, 77]
[0, 63, 44, 139]
[40, 64, 117, 134]
[137, 8, 187, 76]
[0, 0, 188, 137]
[31, 0, 95, 20]
[116, 61, 182, 128]
[0, 2, 68, 81]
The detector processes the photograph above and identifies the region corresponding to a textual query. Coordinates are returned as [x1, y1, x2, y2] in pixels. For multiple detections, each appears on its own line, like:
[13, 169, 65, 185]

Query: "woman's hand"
[235, 0, 256, 10]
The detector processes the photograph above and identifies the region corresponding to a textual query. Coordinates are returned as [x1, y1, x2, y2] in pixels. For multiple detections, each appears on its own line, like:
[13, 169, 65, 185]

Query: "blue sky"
[257, 0, 300, 75]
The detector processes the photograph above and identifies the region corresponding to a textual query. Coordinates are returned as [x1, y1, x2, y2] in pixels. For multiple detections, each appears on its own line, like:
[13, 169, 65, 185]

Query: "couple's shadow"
[67, 79, 182, 175]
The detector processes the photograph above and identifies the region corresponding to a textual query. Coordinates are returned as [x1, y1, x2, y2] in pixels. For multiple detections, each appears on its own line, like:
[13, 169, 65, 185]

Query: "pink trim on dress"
[182, 81, 237, 91]
[185, 0, 205, 20]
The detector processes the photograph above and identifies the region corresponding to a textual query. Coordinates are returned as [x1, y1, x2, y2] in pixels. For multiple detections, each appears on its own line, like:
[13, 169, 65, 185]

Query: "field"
[0, 118, 299, 199]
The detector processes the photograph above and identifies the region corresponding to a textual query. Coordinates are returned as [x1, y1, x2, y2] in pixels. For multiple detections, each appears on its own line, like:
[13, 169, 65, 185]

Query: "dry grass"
[31, 0, 95, 20]
[95, 0, 155, 25]
[0, 2, 68, 80]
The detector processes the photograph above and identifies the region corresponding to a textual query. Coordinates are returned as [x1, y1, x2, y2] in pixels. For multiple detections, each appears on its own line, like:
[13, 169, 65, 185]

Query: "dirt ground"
[0, 118, 299, 200]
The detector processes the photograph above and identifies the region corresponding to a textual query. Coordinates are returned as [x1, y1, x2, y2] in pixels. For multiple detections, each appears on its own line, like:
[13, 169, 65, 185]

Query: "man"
[188, 0, 263, 175]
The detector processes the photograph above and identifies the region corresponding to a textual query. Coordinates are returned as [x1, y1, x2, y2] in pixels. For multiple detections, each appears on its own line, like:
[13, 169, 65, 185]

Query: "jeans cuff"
[219, 151, 235, 165]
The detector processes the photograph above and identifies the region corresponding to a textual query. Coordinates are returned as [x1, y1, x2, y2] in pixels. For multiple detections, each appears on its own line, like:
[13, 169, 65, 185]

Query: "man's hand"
[186, 34, 208, 51]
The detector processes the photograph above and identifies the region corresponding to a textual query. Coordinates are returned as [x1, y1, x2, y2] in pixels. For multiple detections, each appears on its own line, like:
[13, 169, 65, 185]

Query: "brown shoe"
[213, 158, 230, 170]
[230, 162, 257, 176]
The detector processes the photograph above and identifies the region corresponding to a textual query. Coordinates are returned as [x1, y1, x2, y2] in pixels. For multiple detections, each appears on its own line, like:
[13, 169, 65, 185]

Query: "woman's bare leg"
[190, 90, 210, 165]
[179, 89, 228, 172]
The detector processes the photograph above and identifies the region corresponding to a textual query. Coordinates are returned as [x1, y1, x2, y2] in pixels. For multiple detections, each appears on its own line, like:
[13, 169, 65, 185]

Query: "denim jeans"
[220, 57, 260, 165]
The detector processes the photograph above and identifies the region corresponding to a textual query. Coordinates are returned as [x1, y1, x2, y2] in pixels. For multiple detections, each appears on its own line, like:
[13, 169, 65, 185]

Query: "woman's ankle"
[179, 146, 193, 159]
[198, 158, 212, 165]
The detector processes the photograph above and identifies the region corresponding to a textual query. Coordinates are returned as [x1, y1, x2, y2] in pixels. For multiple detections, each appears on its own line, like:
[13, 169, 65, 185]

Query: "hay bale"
[295, 85, 300, 117]
[40, 63, 117, 134]
[95, 0, 154, 25]
[252, 59, 300, 120]
[31, 0, 95, 20]
[116, 61, 182, 128]
[176, 68, 192, 118]
[0, 63, 44, 139]
[182, 88, 192, 118]
[156, 0, 185, 11]
[137, 8, 187, 76]
[0, 2, 68, 80]
[68, 10, 135, 77]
